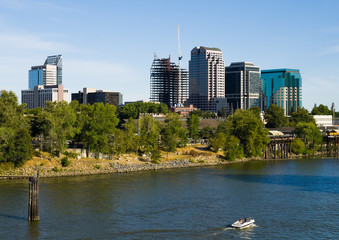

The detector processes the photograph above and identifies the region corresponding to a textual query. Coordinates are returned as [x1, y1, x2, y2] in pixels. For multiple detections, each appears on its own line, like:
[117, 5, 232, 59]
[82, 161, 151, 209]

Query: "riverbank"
[0, 145, 319, 179]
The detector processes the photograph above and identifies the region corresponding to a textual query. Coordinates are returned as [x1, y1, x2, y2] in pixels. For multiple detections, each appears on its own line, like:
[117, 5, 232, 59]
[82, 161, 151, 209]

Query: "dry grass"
[1, 144, 223, 177]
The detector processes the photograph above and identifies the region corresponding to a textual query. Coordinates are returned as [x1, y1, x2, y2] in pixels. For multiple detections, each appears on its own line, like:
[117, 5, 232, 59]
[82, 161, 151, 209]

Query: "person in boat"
[239, 219, 243, 223]
[244, 218, 247, 222]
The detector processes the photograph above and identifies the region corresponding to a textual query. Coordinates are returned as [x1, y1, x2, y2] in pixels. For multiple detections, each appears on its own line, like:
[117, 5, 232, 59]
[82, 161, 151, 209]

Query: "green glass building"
[261, 69, 302, 115]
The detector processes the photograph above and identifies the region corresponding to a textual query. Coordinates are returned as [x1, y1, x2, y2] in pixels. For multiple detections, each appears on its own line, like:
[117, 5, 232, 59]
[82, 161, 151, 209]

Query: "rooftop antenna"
[178, 24, 182, 106]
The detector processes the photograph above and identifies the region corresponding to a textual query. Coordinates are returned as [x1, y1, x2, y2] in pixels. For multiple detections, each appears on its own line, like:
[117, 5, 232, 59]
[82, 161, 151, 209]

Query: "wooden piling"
[28, 174, 39, 221]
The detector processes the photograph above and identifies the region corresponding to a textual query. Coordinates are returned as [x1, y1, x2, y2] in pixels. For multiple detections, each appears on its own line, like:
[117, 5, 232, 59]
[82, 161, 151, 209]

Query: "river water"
[0, 158, 338, 239]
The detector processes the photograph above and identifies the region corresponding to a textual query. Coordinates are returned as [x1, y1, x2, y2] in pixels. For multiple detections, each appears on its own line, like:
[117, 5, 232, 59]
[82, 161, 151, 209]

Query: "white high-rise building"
[188, 46, 226, 112]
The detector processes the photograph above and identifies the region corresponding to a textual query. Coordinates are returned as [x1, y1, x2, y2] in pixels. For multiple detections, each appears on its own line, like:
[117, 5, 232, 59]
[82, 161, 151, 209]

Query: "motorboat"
[231, 217, 255, 229]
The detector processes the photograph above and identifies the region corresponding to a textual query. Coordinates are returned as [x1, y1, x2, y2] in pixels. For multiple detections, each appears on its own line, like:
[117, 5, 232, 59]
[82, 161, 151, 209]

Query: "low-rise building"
[170, 104, 198, 116]
[22, 85, 69, 109]
[313, 115, 333, 127]
[72, 88, 123, 107]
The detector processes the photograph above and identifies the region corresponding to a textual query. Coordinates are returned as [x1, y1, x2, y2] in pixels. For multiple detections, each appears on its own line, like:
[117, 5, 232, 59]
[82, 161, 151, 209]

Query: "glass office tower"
[261, 69, 302, 115]
[28, 67, 44, 89]
[225, 62, 261, 112]
[28, 55, 62, 89]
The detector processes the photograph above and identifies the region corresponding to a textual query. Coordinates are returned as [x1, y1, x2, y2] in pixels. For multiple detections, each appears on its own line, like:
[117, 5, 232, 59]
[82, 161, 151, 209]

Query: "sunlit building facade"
[188, 46, 226, 112]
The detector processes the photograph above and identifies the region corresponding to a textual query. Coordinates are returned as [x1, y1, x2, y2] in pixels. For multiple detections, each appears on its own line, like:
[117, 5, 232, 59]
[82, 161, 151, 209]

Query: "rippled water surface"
[0, 158, 338, 239]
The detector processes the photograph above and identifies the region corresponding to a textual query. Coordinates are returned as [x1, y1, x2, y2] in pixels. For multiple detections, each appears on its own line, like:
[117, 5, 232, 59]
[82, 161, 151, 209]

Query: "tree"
[217, 107, 227, 118]
[0, 90, 32, 165]
[290, 107, 315, 126]
[29, 107, 51, 151]
[122, 118, 139, 153]
[161, 113, 187, 152]
[118, 102, 169, 120]
[189, 110, 216, 118]
[210, 132, 226, 153]
[294, 122, 322, 151]
[200, 126, 214, 139]
[186, 114, 200, 142]
[291, 138, 305, 155]
[224, 135, 244, 161]
[138, 115, 160, 157]
[265, 104, 287, 128]
[225, 109, 269, 157]
[311, 104, 332, 115]
[12, 128, 33, 166]
[109, 129, 127, 155]
[45, 101, 77, 156]
[76, 103, 119, 157]
[249, 106, 261, 120]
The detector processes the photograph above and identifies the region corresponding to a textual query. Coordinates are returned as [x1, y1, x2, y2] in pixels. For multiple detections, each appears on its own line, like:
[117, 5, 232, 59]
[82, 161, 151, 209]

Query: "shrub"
[291, 138, 305, 155]
[94, 165, 101, 170]
[224, 135, 244, 161]
[189, 149, 201, 157]
[33, 150, 42, 157]
[63, 151, 79, 158]
[0, 162, 15, 174]
[61, 157, 71, 167]
[150, 148, 162, 163]
[52, 166, 60, 172]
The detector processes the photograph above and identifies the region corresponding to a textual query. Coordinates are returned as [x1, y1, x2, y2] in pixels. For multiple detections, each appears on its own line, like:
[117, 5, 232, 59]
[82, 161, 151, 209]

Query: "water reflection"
[27, 221, 40, 240]
[223, 174, 339, 194]
[0, 213, 26, 221]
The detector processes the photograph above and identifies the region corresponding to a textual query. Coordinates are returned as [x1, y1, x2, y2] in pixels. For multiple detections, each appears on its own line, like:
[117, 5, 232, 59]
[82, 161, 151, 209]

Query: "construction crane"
[178, 24, 182, 106]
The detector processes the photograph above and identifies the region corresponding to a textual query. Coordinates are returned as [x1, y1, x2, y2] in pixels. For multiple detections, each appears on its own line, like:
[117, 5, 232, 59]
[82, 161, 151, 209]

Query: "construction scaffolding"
[150, 56, 188, 108]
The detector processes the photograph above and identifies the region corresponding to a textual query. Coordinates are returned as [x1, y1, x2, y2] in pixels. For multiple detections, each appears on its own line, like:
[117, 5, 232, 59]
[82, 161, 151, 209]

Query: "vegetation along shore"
[0, 90, 334, 179]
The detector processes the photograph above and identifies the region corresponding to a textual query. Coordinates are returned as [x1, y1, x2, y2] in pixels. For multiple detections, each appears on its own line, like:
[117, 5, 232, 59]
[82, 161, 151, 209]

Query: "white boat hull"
[231, 219, 255, 229]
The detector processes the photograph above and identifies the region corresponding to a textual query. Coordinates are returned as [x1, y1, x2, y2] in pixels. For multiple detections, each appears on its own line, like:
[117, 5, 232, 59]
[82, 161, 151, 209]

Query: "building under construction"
[150, 56, 188, 108]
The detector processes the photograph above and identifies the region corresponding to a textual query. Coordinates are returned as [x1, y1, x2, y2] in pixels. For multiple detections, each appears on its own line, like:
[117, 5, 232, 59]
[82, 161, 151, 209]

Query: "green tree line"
[0, 90, 327, 166]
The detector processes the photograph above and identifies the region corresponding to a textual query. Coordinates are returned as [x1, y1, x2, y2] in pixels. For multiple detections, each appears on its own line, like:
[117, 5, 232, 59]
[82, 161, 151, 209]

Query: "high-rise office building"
[28, 55, 62, 89]
[261, 69, 302, 115]
[22, 54, 67, 109]
[188, 46, 226, 112]
[225, 62, 261, 112]
[150, 56, 188, 108]
[72, 88, 123, 108]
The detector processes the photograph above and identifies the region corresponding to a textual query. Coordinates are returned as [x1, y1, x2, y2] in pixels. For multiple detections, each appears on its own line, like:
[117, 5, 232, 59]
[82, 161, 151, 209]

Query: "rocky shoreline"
[1, 151, 328, 180]
[0, 157, 261, 179]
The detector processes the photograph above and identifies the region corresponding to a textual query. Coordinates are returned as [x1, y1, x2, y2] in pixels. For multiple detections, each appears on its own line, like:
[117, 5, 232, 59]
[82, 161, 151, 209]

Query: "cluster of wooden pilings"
[28, 173, 39, 221]
[265, 135, 293, 159]
[321, 135, 339, 157]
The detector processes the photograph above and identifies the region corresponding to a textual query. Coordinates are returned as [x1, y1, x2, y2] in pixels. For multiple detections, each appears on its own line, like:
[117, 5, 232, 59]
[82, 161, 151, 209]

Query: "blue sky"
[1, 0, 339, 110]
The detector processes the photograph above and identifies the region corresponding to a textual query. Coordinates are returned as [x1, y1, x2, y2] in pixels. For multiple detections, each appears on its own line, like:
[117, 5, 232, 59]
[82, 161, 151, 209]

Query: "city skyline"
[1, 0, 339, 110]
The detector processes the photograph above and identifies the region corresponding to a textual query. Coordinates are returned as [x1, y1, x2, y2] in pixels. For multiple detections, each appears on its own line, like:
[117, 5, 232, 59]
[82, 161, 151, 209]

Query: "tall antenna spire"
[178, 24, 182, 106]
